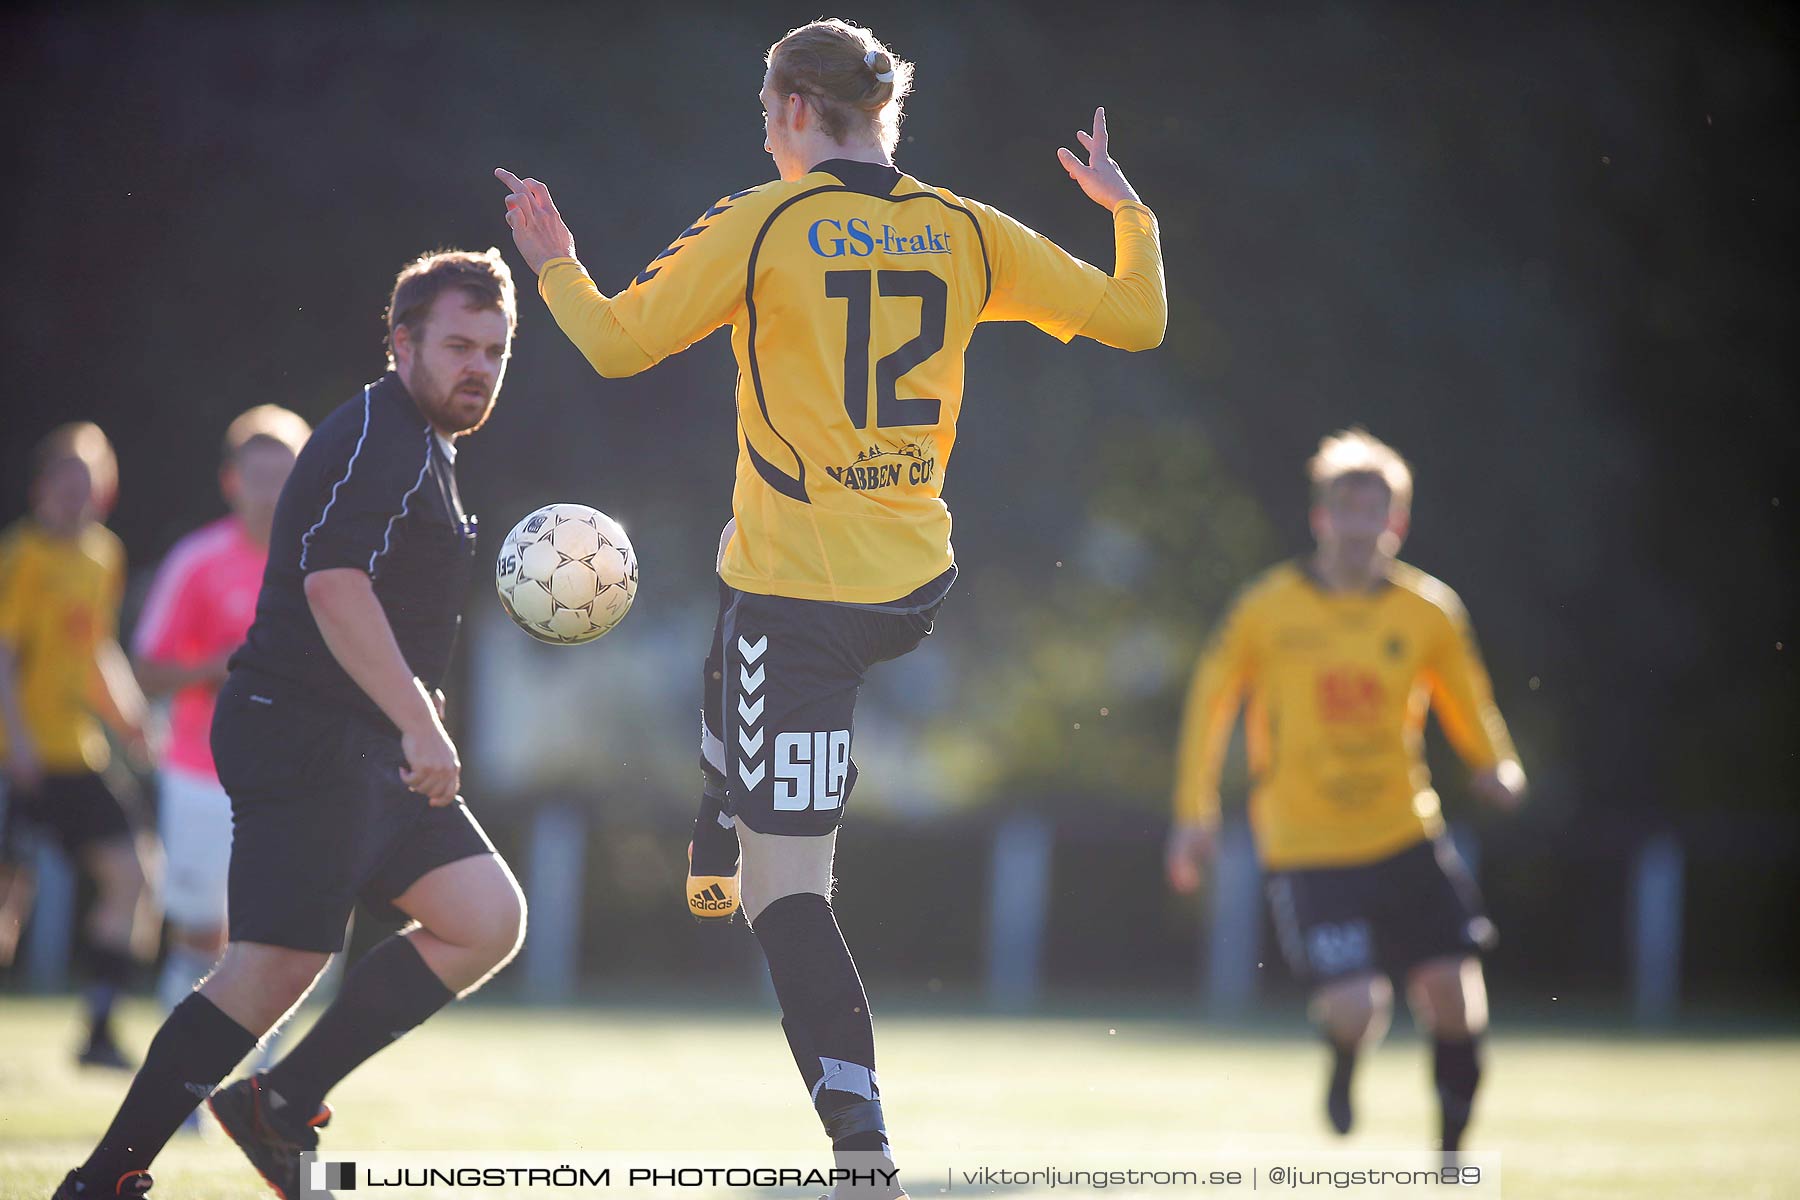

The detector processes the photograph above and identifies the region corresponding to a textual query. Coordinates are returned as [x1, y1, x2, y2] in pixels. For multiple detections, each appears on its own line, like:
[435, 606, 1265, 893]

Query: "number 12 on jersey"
[824, 269, 946, 431]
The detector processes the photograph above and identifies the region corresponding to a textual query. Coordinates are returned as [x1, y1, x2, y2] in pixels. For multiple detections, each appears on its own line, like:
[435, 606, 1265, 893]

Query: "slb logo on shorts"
[772, 730, 851, 811]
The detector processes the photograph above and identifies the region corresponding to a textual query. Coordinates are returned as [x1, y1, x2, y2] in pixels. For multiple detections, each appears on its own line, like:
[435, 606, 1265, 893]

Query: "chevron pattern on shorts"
[735, 635, 768, 790]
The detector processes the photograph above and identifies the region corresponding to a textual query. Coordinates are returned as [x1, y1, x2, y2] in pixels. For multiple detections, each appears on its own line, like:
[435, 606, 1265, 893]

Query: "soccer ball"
[495, 503, 638, 644]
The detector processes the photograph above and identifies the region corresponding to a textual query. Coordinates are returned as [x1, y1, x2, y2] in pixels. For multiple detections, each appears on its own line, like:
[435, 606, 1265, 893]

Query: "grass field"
[1, 995, 1794, 1198]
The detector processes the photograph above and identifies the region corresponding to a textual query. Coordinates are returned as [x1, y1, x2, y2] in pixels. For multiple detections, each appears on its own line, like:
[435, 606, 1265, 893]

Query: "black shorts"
[0, 770, 141, 862]
[213, 670, 496, 953]
[702, 579, 944, 837]
[1264, 835, 1495, 988]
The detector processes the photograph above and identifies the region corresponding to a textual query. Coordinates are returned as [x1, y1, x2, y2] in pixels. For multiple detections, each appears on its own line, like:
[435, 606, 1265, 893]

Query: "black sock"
[753, 893, 894, 1173]
[1433, 1035, 1482, 1152]
[689, 764, 739, 878]
[80, 993, 255, 1186]
[262, 934, 453, 1120]
[775, 1011, 893, 1176]
[84, 944, 135, 1043]
[1325, 1036, 1357, 1134]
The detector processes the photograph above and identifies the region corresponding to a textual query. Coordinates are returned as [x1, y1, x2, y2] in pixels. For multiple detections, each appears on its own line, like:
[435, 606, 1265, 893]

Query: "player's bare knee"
[741, 866, 834, 927]
[257, 953, 327, 1008]
[445, 877, 526, 966]
[481, 883, 527, 967]
[1411, 956, 1486, 1037]
[87, 840, 147, 904]
[1313, 973, 1389, 1043]
[204, 943, 330, 1030]
[433, 891, 525, 997]
[738, 827, 835, 925]
[1317, 974, 1381, 1019]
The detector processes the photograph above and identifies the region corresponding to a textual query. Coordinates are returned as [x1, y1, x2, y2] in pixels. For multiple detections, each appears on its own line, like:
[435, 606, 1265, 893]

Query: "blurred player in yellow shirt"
[0, 422, 159, 1069]
[1166, 428, 1525, 1154]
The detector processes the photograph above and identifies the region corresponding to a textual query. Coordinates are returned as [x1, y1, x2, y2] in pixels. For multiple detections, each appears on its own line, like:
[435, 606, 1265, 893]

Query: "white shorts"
[158, 766, 232, 928]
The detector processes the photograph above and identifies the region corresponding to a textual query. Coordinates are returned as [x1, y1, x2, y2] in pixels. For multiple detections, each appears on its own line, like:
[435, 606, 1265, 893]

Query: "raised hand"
[495, 167, 577, 276]
[1056, 106, 1142, 212]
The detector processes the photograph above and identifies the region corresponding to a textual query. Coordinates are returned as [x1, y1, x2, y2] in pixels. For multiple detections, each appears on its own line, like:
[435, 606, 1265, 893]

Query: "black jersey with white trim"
[232, 372, 475, 728]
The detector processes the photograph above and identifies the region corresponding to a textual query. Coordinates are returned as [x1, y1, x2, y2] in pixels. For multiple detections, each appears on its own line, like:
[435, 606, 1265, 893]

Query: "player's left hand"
[495, 168, 577, 276]
[1056, 107, 1142, 212]
[1472, 762, 1527, 813]
[1165, 821, 1218, 895]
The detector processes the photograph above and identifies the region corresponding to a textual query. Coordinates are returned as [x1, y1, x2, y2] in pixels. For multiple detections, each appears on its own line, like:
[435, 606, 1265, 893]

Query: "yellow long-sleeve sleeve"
[536, 258, 658, 379]
[970, 198, 1165, 350]
[1424, 599, 1519, 774]
[1171, 600, 1255, 827]
[537, 184, 775, 381]
[1077, 201, 1166, 351]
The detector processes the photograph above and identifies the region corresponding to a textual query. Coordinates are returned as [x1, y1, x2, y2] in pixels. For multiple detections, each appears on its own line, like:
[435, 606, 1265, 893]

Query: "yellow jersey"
[1172, 559, 1520, 870]
[0, 519, 124, 773]
[540, 159, 1164, 603]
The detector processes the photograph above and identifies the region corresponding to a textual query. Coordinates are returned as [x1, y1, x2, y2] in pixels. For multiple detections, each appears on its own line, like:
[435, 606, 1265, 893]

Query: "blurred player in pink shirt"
[133, 406, 310, 1009]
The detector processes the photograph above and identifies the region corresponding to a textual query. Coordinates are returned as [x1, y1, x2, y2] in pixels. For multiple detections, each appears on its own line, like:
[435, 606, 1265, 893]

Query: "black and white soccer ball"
[495, 503, 638, 644]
